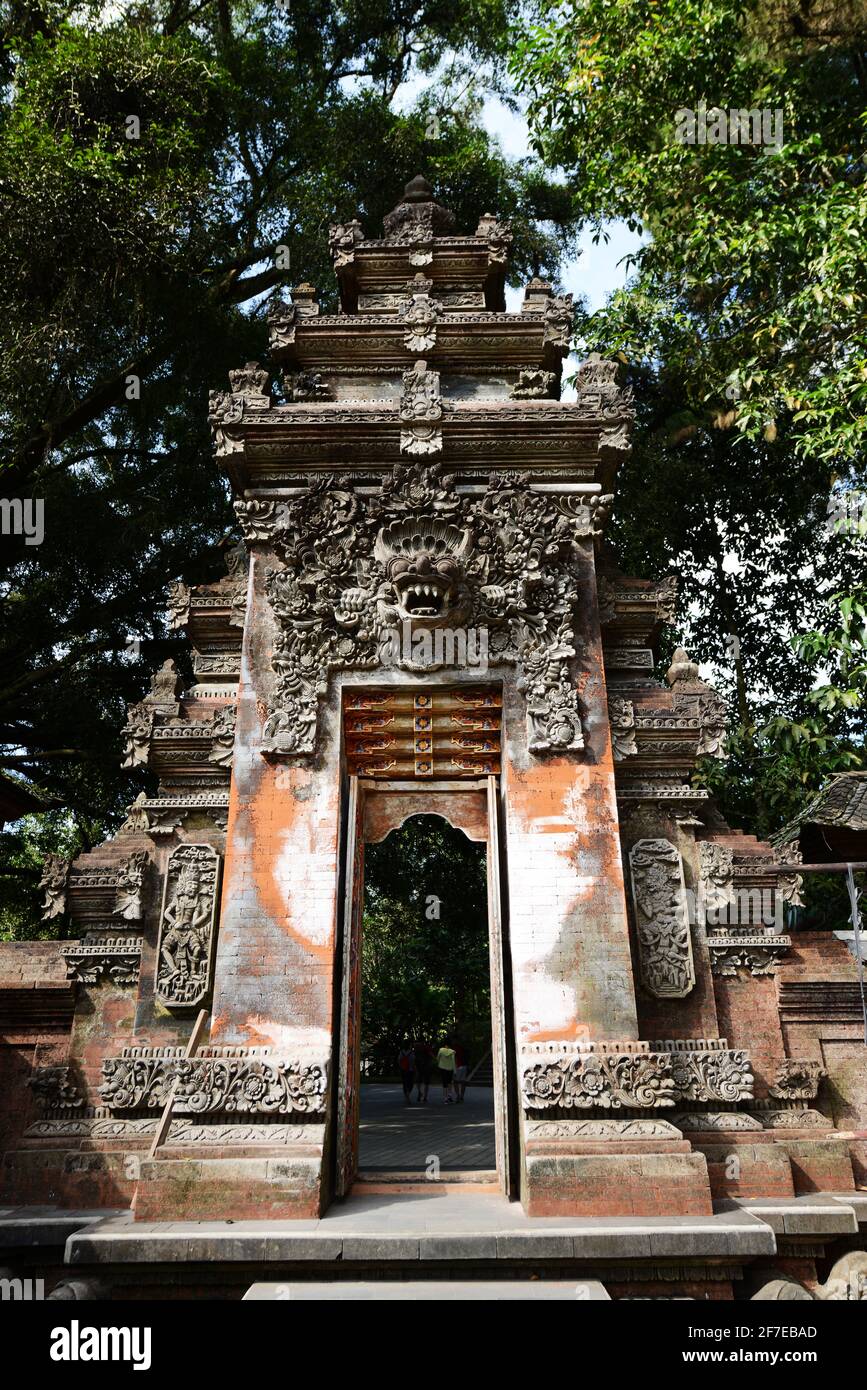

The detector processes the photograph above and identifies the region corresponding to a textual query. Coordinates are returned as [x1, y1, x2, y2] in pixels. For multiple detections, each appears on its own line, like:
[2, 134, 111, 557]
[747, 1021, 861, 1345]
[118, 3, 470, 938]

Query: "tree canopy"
[0, 0, 579, 934]
[513, 0, 866, 847]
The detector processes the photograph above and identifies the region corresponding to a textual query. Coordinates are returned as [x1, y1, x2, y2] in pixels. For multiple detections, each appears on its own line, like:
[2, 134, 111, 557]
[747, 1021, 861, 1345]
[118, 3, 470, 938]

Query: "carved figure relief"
[114, 850, 149, 922]
[155, 844, 221, 1008]
[629, 839, 696, 998]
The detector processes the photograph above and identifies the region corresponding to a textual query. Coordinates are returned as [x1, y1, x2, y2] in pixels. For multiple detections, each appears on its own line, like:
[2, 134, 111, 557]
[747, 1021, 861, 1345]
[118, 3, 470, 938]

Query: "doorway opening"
[358, 814, 494, 1177]
[334, 776, 515, 1198]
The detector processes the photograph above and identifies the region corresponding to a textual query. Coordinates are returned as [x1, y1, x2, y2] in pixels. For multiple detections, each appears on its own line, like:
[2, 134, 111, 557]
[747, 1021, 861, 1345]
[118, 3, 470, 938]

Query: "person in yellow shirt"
[436, 1039, 456, 1104]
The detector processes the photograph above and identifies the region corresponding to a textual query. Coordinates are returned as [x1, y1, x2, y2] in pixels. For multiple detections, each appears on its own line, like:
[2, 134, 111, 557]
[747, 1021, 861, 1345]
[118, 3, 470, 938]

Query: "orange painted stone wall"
[501, 545, 637, 1045]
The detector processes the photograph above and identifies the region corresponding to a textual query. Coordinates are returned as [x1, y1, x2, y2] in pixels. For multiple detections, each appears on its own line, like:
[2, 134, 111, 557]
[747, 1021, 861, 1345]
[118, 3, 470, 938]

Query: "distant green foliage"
[361, 817, 491, 1074]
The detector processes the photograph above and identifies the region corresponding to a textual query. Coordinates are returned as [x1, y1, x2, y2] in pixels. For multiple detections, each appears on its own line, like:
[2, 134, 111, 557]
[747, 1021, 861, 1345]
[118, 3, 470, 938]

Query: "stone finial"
[521, 277, 553, 313]
[291, 283, 320, 318]
[143, 658, 183, 707]
[383, 175, 456, 242]
[666, 646, 701, 687]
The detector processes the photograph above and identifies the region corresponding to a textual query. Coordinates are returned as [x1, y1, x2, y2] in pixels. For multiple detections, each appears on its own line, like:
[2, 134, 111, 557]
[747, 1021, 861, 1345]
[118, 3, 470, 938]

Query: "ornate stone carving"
[816, 1252, 867, 1301]
[282, 370, 333, 402]
[113, 850, 148, 922]
[574, 353, 633, 416]
[768, 1059, 826, 1101]
[699, 842, 734, 914]
[671, 1111, 763, 1132]
[62, 937, 143, 986]
[522, 1051, 677, 1111]
[760, 1108, 831, 1130]
[143, 658, 183, 709]
[525, 1118, 680, 1139]
[510, 368, 557, 400]
[609, 697, 637, 761]
[249, 465, 606, 759]
[39, 853, 69, 920]
[120, 703, 153, 768]
[234, 499, 278, 541]
[666, 646, 701, 687]
[328, 219, 364, 269]
[119, 792, 151, 834]
[629, 838, 696, 998]
[543, 293, 575, 352]
[28, 1066, 84, 1110]
[668, 1047, 753, 1104]
[266, 296, 297, 350]
[166, 579, 190, 630]
[399, 275, 441, 353]
[155, 844, 221, 1008]
[228, 361, 270, 397]
[100, 1053, 328, 1116]
[399, 359, 443, 455]
[707, 934, 791, 976]
[208, 706, 236, 768]
[775, 840, 805, 908]
[695, 690, 728, 757]
[475, 212, 513, 264]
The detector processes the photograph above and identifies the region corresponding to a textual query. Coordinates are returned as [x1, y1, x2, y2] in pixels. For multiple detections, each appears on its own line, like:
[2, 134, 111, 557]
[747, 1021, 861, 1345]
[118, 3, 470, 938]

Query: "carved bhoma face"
[374, 517, 471, 628]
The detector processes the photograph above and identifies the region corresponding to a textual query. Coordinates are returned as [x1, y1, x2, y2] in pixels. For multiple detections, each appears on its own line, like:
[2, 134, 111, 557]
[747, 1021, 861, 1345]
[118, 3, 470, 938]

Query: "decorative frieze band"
[520, 1039, 753, 1113]
[61, 937, 143, 986]
[707, 933, 791, 977]
[100, 1051, 328, 1116]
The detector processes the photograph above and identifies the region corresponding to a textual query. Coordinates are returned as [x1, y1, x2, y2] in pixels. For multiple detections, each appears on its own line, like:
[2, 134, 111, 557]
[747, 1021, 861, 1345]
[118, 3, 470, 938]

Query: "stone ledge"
[726, 1194, 860, 1237]
[63, 1200, 776, 1266]
[0, 1207, 127, 1250]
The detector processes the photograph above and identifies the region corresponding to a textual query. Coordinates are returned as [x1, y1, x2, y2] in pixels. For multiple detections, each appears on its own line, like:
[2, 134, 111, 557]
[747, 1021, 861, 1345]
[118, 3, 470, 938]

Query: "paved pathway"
[358, 1083, 495, 1171]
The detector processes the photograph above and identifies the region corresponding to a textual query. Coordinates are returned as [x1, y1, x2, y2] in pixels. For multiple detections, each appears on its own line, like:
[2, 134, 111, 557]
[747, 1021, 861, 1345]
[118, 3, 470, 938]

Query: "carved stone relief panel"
[235, 463, 614, 762]
[154, 844, 221, 1008]
[628, 838, 696, 998]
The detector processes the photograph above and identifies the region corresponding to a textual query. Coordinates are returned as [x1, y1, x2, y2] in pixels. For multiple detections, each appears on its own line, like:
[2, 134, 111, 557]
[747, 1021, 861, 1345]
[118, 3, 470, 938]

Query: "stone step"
[243, 1279, 611, 1300]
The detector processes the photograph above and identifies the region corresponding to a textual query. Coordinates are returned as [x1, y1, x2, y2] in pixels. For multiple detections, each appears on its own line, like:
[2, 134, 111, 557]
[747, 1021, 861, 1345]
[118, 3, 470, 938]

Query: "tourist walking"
[436, 1038, 456, 1103]
[414, 1037, 434, 1104]
[454, 1042, 469, 1103]
[397, 1040, 415, 1104]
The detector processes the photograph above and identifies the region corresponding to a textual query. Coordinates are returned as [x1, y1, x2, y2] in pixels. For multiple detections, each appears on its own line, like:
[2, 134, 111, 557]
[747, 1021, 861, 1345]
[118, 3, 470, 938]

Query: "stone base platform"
[2, 1191, 865, 1299]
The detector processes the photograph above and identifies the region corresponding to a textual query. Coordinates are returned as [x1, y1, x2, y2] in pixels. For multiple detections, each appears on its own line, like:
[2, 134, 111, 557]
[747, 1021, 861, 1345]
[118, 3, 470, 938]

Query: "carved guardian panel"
[154, 844, 221, 1008]
[629, 838, 696, 998]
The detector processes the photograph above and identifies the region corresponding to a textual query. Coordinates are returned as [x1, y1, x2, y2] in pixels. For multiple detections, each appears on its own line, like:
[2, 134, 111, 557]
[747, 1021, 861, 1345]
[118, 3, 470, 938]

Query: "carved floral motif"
[100, 1054, 328, 1115]
[609, 697, 637, 761]
[522, 1052, 676, 1111]
[39, 853, 69, 920]
[768, 1059, 826, 1101]
[28, 1066, 84, 1110]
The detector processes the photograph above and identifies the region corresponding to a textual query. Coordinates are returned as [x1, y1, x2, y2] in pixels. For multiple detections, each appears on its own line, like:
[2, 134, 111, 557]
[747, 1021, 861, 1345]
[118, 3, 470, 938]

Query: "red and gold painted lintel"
[343, 687, 501, 779]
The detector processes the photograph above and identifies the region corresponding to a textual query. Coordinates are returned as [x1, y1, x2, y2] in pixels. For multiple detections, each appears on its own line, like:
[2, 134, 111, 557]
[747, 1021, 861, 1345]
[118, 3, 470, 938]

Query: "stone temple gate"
[2, 178, 866, 1299]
